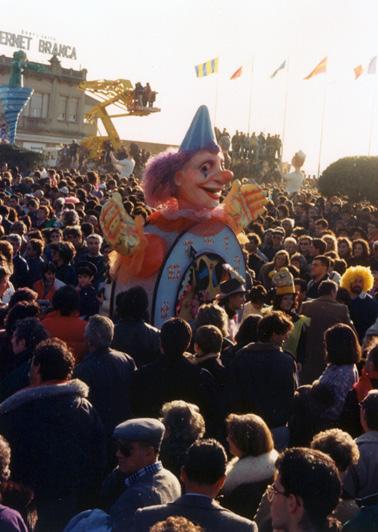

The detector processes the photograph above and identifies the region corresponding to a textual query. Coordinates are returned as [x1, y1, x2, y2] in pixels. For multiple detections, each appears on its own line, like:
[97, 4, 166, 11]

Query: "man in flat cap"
[106, 417, 181, 531]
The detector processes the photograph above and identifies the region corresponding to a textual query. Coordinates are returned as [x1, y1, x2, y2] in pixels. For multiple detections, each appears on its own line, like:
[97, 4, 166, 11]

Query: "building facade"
[0, 53, 97, 153]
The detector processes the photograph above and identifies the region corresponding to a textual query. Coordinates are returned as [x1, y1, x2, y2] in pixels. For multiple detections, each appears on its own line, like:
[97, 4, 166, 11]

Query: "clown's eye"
[200, 163, 210, 177]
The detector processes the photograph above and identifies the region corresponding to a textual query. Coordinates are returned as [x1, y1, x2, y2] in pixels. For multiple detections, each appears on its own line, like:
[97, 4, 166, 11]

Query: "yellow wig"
[340, 266, 374, 294]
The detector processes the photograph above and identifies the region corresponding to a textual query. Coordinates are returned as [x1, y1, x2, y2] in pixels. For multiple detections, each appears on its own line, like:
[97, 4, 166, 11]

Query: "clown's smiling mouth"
[199, 186, 223, 199]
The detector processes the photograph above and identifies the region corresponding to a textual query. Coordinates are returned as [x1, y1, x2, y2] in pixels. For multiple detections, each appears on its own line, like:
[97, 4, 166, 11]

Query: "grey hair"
[0, 435, 11, 482]
[8, 233, 22, 246]
[86, 233, 103, 246]
[85, 314, 114, 348]
[160, 400, 205, 443]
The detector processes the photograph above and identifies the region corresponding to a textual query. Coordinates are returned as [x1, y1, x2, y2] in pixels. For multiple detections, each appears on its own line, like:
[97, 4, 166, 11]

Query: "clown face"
[174, 150, 233, 210]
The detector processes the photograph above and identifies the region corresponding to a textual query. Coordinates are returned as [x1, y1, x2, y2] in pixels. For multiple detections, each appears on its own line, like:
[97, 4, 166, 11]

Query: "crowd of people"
[215, 128, 283, 184]
[57, 140, 151, 178]
[0, 157, 376, 531]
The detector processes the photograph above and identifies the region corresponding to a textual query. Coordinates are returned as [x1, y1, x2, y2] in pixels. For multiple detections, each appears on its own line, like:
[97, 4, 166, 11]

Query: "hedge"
[318, 156, 378, 202]
[0, 144, 43, 174]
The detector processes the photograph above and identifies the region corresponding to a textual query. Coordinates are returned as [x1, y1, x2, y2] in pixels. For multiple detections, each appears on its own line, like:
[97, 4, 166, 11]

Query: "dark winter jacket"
[112, 318, 160, 367]
[225, 342, 297, 428]
[0, 349, 33, 402]
[74, 347, 136, 435]
[0, 379, 106, 532]
[131, 354, 220, 435]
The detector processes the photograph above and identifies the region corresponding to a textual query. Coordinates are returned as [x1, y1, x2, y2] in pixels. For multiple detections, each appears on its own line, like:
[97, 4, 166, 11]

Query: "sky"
[2, 0, 378, 174]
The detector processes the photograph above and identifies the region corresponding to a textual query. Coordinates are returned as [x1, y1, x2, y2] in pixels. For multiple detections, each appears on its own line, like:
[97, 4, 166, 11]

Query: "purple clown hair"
[143, 144, 220, 208]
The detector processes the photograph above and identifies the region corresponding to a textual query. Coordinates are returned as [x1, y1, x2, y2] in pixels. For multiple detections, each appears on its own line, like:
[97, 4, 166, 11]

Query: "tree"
[0, 144, 43, 174]
[318, 156, 378, 202]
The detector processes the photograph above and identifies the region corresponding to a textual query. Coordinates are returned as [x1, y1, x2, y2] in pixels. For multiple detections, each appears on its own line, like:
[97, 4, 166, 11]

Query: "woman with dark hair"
[349, 238, 371, 267]
[33, 261, 65, 307]
[235, 315, 261, 347]
[222, 413, 278, 519]
[337, 237, 352, 265]
[49, 241, 77, 286]
[159, 400, 205, 479]
[318, 323, 361, 421]
[42, 286, 86, 361]
[221, 315, 261, 368]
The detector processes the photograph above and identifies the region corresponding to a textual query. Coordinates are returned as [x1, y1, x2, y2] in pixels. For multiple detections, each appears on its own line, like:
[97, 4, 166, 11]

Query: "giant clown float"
[100, 106, 267, 326]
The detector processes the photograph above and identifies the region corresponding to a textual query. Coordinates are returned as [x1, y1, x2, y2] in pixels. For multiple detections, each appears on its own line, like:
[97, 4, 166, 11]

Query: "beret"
[113, 418, 165, 446]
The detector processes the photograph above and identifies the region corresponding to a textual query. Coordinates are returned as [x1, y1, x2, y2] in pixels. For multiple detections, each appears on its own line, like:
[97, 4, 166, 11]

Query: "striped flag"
[230, 66, 242, 80]
[304, 57, 327, 80]
[270, 60, 286, 79]
[0, 86, 33, 143]
[195, 58, 219, 78]
[354, 65, 364, 79]
[368, 56, 377, 74]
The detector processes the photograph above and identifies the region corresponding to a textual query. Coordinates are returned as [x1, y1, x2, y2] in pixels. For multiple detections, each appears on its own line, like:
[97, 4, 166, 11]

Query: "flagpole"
[281, 58, 290, 157]
[368, 77, 377, 155]
[213, 72, 219, 125]
[317, 76, 328, 177]
[247, 57, 254, 133]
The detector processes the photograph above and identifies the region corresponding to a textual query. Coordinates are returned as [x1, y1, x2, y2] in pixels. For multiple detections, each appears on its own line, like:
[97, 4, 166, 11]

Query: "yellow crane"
[79, 79, 160, 159]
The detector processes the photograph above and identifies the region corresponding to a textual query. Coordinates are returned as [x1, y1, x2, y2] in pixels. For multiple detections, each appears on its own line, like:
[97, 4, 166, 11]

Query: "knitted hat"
[271, 267, 295, 296]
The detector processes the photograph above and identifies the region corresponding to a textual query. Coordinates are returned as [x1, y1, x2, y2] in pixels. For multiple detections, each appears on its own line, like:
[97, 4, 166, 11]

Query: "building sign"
[0, 29, 77, 60]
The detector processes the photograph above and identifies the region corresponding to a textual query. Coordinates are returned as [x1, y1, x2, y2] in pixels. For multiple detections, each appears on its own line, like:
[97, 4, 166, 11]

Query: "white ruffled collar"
[223, 450, 278, 494]
[158, 199, 223, 221]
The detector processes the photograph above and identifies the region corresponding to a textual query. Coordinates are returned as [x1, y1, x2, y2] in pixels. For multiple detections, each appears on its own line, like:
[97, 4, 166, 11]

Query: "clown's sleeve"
[223, 179, 267, 236]
[100, 192, 142, 256]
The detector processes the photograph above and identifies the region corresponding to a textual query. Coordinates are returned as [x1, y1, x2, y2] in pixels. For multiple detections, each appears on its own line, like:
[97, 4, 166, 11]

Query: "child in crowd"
[189, 324, 226, 387]
[76, 262, 99, 319]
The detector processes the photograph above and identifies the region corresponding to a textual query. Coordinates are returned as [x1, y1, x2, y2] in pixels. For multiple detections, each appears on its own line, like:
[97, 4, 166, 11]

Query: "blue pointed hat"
[180, 105, 219, 153]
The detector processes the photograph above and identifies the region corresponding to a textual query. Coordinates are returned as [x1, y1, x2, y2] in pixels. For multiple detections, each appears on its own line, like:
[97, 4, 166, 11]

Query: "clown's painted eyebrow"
[199, 159, 215, 168]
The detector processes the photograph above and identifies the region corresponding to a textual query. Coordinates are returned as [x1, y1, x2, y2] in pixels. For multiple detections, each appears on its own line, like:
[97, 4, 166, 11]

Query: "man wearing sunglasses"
[107, 418, 181, 532]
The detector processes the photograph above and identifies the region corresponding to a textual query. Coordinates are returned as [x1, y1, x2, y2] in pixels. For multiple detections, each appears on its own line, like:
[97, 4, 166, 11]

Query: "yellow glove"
[100, 192, 142, 256]
[223, 179, 267, 231]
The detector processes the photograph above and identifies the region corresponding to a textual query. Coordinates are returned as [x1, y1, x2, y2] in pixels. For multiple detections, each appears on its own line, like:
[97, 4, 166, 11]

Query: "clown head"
[174, 149, 232, 210]
[143, 106, 233, 210]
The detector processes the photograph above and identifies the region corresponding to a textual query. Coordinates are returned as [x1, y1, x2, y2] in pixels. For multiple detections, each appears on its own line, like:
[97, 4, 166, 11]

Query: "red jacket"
[42, 311, 87, 362]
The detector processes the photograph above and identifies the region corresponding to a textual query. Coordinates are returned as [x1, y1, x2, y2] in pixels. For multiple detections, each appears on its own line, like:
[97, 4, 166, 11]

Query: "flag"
[195, 58, 219, 78]
[230, 66, 242, 80]
[354, 65, 364, 79]
[304, 57, 327, 80]
[270, 60, 286, 79]
[368, 56, 377, 74]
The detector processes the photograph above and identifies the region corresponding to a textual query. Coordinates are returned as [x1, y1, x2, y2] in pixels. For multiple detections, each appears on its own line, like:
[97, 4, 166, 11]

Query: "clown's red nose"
[220, 169, 233, 184]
